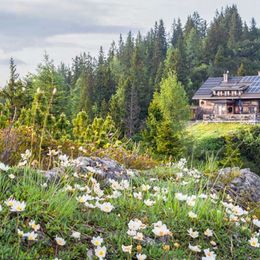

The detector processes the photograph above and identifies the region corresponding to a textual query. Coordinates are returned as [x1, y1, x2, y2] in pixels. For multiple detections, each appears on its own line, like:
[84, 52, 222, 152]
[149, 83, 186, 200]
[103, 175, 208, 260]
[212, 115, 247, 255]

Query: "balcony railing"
[203, 113, 260, 123]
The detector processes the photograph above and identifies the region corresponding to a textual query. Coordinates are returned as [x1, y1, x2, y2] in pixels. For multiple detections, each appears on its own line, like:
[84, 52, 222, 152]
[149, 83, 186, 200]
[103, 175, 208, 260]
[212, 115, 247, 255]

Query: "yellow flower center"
[98, 251, 104, 256]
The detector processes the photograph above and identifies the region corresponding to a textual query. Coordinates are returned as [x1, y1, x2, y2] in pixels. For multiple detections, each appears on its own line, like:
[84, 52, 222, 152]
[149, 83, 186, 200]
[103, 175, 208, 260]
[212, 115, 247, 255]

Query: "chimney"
[223, 71, 229, 83]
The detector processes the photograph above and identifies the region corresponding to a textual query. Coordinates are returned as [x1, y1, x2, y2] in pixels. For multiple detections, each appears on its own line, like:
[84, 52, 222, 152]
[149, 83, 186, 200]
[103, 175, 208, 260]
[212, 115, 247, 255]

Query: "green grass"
[187, 122, 252, 142]
[0, 163, 259, 259]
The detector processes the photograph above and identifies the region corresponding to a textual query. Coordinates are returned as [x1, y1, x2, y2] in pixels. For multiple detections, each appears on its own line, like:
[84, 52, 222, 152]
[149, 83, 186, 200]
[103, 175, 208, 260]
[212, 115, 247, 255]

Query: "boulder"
[44, 157, 131, 183]
[73, 157, 130, 182]
[214, 167, 260, 203]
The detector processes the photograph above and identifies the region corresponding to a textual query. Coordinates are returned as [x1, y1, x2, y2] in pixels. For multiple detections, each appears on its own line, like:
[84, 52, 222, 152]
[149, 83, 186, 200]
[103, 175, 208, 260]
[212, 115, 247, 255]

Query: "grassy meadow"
[0, 156, 259, 259]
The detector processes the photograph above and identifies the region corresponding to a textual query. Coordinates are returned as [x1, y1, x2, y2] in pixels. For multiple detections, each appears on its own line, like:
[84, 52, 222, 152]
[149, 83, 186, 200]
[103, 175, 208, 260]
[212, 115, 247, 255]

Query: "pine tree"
[143, 73, 190, 157]
[171, 19, 183, 47]
[227, 9, 242, 48]
[249, 18, 258, 40]
[0, 58, 27, 117]
[237, 63, 246, 76]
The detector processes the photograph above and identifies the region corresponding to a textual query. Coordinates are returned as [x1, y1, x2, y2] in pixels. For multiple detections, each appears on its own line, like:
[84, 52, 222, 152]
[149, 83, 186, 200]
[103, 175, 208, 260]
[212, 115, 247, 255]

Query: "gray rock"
[74, 156, 130, 182]
[214, 167, 260, 203]
[43, 157, 131, 183]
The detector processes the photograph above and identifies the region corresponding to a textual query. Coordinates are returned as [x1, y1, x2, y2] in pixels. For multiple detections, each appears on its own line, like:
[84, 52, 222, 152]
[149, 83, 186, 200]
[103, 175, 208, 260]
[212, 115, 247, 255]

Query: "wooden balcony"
[203, 113, 260, 124]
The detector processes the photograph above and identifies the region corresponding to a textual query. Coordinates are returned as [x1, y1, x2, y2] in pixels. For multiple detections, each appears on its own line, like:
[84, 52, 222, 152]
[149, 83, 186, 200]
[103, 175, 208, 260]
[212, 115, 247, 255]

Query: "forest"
[0, 5, 260, 163]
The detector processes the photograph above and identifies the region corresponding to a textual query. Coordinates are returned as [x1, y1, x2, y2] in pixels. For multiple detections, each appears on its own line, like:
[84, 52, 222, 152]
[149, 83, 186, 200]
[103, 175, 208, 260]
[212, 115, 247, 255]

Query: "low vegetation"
[0, 157, 259, 259]
[188, 123, 260, 174]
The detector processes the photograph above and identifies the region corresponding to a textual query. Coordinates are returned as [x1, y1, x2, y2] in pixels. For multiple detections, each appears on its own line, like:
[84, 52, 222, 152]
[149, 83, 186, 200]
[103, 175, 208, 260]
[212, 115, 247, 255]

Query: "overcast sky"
[0, 0, 259, 86]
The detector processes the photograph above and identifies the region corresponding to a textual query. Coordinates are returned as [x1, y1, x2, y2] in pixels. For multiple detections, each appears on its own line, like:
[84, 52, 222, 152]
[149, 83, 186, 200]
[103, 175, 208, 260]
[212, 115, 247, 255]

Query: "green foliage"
[0, 102, 10, 128]
[0, 6, 260, 168]
[235, 126, 260, 174]
[30, 54, 69, 117]
[72, 111, 89, 142]
[144, 73, 190, 157]
[237, 63, 246, 76]
[84, 115, 119, 149]
[54, 113, 71, 140]
[187, 123, 260, 174]
[220, 135, 243, 168]
[0, 164, 258, 259]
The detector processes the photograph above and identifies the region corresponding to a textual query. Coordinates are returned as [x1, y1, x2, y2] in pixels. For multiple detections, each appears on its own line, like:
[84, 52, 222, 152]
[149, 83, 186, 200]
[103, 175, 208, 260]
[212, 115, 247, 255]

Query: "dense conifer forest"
[1, 5, 260, 161]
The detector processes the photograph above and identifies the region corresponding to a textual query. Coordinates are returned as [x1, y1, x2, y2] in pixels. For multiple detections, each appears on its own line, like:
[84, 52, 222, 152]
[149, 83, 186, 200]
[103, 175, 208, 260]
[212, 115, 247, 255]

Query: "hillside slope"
[0, 157, 259, 259]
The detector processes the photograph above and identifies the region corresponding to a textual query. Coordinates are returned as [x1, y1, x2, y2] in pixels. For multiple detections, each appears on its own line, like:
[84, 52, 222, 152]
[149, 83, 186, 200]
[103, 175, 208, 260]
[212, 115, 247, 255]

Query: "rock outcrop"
[44, 157, 132, 183]
[214, 167, 260, 203]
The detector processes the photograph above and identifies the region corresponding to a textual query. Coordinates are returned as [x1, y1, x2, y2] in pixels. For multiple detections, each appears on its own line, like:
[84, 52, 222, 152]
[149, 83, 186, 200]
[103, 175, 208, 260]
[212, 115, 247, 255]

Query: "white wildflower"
[55, 236, 66, 246]
[188, 244, 201, 252]
[202, 248, 216, 259]
[188, 211, 198, 219]
[91, 236, 103, 247]
[133, 232, 144, 241]
[10, 201, 26, 212]
[249, 237, 259, 248]
[71, 231, 81, 239]
[144, 199, 155, 207]
[204, 228, 213, 237]
[122, 245, 132, 254]
[253, 219, 260, 228]
[133, 192, 143, 200]
[136, 253, 147, 260]
[95, 246, 107, 259]
[29, 220, 40, 231]
[188, 228, 199, 239]
[152, 223, 171, 237]
[24, 231, 38, 241]
[99, 202, 114, 213]
[0, 162, 10, 172]
[175, 192, 187, 201]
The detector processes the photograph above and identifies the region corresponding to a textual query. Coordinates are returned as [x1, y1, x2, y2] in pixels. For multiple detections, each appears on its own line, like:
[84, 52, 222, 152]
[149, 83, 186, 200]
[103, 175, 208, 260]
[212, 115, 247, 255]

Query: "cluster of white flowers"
[2, 153, 259, 259]
[222, 202, 248, 224]
[74, 177, 115, 213]
[127, 219, 146, 240]
[144, 199, 155, 207]
[176, 158, 187, 170]
[91, 236, 107, 259]
[58, 154, 71, 167]
[5, 198, 26, 212]
[188, 226, 217, 258]
[109, 179, 130, 191]
[175, 193, 200, 207]
[18, 219, 41, 242]
[18, 149, 32, 167]
[152, 221, 171, 237]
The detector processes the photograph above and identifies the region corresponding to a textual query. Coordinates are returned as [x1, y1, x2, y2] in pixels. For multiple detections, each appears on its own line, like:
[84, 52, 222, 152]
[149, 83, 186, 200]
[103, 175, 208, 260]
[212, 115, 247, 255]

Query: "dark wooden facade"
[193, 73, 260, 122]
